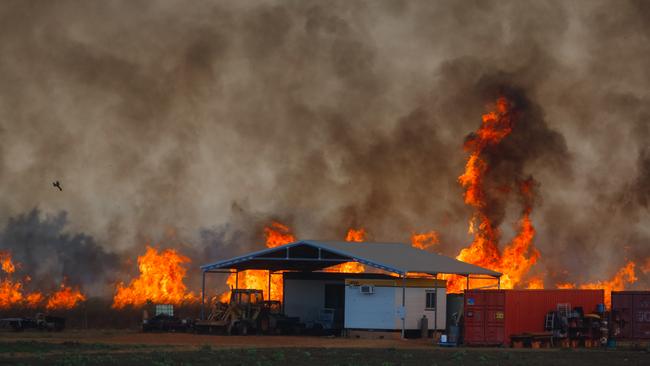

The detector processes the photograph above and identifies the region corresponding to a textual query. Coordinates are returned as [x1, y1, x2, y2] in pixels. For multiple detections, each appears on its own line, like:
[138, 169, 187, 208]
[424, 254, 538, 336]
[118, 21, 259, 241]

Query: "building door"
[325, 284, 345, 328]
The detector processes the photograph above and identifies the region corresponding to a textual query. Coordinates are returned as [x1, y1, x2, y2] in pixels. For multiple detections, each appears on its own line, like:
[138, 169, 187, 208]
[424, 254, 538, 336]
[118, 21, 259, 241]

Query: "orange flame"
[220, 222, 296, 303]
[345, 228, 366, 242]
[1, 251, 16, 274]
[576, 261, 637, 307]
[556, 282, 575, 290]
[526, 277, 545, 289]
[264, 221, 296, 248]
[554, 262, 638, 307]
[112, 246, 196, 308]
[46, 283, 86, 310]
[448, 98, 540, 293]
[1, 250, 83, 310]
[327, 228, 365, 273]
[411, 231, 439, 251]
[25, 292, 44, 308]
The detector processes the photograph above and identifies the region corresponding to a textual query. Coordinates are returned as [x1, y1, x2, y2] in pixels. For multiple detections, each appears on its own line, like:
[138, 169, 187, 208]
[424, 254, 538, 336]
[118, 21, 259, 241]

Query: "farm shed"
[201, 240, 501, 337]
[282, 272, 447, 334]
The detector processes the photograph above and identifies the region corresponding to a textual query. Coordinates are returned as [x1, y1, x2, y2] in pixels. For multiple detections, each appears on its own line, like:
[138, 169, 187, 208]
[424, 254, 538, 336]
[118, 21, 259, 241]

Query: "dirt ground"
[0, 329, 434, 349]
[0, 330, 649, 366]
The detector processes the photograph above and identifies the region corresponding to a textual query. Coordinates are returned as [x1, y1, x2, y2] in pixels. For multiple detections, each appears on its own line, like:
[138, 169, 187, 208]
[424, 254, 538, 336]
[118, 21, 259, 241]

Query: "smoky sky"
[1, 0, 649, 296]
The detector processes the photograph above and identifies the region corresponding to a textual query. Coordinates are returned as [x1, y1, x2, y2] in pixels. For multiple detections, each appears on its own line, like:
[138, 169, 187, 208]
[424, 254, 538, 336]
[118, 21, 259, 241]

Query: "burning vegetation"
[112, 246, 196, 308]
[1, 95, 647, 315]
[1, 250, 85, 310]
[219, 221, 296, 303]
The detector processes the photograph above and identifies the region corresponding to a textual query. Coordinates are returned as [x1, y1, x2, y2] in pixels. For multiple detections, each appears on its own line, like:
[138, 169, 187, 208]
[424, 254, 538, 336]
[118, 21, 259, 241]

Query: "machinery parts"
[0, 313, 65, 332]
[195, 289, 301, 335]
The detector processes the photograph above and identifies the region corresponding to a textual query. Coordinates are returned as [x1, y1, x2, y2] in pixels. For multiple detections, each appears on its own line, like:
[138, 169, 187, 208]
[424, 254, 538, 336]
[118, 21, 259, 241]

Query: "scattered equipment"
[0, 313, 65, 332]
[194, 289, 302, 335]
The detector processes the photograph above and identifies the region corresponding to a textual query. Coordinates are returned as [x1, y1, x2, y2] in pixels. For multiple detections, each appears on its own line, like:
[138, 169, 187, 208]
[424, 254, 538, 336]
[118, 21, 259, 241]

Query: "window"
[425, 290, 436, 310]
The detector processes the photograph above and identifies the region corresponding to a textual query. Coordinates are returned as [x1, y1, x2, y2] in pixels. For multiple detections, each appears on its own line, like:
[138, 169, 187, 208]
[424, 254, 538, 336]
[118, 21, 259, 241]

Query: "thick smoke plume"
[0, 0, 649, 297]
[0, 209, 119, 297]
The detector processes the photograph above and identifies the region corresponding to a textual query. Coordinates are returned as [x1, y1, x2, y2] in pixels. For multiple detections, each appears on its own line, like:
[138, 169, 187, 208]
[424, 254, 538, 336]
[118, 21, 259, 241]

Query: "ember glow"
[345, 228, 366, 242]
[219, 222, 296, 302]
[112, 246, 196, 308]
[447, 97, 541, 292]
[1, 251, 16, 274]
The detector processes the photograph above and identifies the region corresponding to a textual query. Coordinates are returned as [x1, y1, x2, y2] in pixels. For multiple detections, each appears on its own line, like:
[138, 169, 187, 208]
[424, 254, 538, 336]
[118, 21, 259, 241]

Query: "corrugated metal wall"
[612, 291, 650, 339]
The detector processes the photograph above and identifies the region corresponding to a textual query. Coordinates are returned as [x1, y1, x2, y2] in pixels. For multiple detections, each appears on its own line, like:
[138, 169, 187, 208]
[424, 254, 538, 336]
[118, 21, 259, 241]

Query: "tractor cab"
[229, 289, 264, 305]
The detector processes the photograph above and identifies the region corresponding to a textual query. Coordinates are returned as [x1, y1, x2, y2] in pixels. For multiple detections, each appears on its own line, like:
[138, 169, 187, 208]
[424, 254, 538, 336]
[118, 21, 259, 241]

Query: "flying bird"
[53, 181, 62, 191]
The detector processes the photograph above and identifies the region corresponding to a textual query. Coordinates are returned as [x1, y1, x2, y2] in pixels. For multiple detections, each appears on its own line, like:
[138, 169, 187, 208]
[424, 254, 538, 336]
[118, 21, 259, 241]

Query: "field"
[0, 331, 649, 366]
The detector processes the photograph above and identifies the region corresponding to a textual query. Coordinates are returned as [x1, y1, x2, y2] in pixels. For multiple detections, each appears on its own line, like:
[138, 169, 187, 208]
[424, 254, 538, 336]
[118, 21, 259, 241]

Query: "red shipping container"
[464, 289, 604, 346]
[612, 291, 650, 339]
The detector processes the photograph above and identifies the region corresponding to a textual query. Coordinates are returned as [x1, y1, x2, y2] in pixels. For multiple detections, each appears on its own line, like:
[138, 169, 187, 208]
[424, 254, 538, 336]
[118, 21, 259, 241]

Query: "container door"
[633, 293, 650, 339]
[464, 291, 506, 345]
[612, 292, 634, 339]
[485, 292, 505, 345]
[464, 291, 484, 344]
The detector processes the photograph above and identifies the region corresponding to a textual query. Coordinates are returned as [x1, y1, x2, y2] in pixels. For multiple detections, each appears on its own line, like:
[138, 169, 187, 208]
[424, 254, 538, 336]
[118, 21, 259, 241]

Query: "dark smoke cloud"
[0, 209, 120, 297]
[0, 0, 649, 296]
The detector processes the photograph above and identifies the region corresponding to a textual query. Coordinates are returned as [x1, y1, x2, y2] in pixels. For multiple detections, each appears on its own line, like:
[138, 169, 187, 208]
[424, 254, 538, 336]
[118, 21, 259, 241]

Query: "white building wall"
[396, 287, 446, 330]
[344, 285, 396, 329]
[346, 285, 446, 330]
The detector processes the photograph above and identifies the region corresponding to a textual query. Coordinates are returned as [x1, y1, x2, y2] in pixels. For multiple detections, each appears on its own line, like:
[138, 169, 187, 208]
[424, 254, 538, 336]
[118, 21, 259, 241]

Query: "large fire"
[556, 261, 637, 307]
[46, 283, 86, 311]
[219, 222, 296, 302]
[447, 97, 540, 292]
[112, 246, 196, 308]
[219, 224, 370, 303]
[1, 250, 84, 310]
[325, 228, 366, 273]
[445, 96, 646, 304]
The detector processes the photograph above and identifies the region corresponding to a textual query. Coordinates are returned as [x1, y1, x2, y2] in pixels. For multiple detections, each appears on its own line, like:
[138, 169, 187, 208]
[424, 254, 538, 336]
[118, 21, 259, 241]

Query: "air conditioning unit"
[359, 285, 374, 294]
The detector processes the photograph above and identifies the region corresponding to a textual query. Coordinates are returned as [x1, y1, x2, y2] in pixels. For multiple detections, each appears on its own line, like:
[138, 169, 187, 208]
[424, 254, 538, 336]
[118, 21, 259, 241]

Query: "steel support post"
[201, 270, 206, 320]
[401, 273, 406, 339]
[434, 273, 438, 341]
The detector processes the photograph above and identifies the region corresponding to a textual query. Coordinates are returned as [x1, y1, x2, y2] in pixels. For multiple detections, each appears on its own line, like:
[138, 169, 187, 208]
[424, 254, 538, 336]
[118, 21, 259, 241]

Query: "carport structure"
[200, 240, 501, 337]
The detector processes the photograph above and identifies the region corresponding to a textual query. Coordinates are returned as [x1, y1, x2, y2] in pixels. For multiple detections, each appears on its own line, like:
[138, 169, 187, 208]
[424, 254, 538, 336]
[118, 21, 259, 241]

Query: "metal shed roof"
[200, 240, 501, 277]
